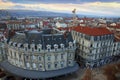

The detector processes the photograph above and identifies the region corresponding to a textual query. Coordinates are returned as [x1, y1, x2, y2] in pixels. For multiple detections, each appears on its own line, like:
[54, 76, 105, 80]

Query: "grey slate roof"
[0, 61, 79, 79]
[10, 28, 73, 49]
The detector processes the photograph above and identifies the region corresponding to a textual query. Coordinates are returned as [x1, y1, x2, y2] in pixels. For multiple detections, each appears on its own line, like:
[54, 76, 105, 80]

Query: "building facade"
[72, 26, 120, 68]
[0, 28, 79, 79]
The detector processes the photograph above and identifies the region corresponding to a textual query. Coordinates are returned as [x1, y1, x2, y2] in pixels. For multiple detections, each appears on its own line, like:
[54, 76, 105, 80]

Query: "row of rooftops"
[8, 28, 73, 49]
[72, 26, 113, 36]
[0, 17, 120, 42]
[58, 26, 113, 36]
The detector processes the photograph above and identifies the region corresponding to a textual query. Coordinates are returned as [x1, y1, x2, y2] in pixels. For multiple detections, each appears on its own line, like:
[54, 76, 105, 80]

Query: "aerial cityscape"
[0, 0, 120, 80]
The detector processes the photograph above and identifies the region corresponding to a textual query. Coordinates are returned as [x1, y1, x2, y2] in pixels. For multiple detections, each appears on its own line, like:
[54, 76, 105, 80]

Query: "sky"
[0, 0, 120, 16]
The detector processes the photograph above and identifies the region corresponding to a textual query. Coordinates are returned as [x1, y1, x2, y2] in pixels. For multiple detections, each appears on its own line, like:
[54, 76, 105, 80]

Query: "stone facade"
[7, 41, 75, 71]
[72, 26, 120, 68]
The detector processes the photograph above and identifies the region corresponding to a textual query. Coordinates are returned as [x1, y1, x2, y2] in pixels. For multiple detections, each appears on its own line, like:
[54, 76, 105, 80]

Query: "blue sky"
[7, 0, 120, 3]
[1, 0, 120, 16]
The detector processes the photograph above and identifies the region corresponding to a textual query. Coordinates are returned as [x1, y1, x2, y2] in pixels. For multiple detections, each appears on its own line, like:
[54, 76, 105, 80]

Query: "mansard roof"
[10, 28, 73, 49]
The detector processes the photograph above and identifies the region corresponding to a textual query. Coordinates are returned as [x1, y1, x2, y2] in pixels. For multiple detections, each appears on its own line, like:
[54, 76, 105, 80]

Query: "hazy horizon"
[0, 0, 120, 17]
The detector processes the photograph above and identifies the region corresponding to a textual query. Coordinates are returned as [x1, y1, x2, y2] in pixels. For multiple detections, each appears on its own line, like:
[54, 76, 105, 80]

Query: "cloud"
[0, 0, 120, 16]
[9, 0, 120, 4]
[0, 0, 15, 9]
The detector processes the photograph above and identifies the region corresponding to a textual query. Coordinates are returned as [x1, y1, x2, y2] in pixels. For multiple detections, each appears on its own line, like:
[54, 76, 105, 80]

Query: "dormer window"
[37, 44, 42, 52]
[60, 43, 64, 50]
[69, 42, 73, 48]
[54, 44, 58, 51]
[47, 44, 51, 52]
[31, 44, 35, 52]
[24, 43, 28, 51]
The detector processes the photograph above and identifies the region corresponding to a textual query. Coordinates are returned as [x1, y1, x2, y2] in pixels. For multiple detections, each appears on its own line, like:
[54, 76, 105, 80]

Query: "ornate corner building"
[0, 28, 79, 79]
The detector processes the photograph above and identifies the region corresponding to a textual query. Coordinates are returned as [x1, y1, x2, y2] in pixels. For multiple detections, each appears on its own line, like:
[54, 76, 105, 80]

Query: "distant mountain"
[0, 10, 74, 18]
[0, 10, 11, 17]
[0, 10, 119, 18]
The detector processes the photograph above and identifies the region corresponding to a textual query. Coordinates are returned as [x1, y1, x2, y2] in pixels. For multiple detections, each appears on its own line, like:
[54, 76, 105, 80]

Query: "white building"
[56, 21, 67, 28]
[0, 28, 79, 79]
[71, 26, 120, 68]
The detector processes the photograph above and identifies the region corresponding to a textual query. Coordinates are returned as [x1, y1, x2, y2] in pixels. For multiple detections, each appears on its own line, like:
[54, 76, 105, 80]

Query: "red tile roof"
[72, 26, 113, 36]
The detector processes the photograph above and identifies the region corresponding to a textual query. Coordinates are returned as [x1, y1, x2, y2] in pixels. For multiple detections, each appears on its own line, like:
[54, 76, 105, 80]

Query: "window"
[14, 52, 16, 57]
[38, 48, 40, 52]
[54, 44, 58, 51]
[48, 56, 51, 61]
[39, 64, 42, 68]
[97, 43, 99, 47]
[61, 54, 64, 59]
[69, 53, 71, 57]
[26, 55, 29, 60]
[33, 63, 36, 68]
[61, 61, 64, 67]
[60, 44, 64, 50]
[90, 44, 93, 47]
[81, 34, 83, 38]
[55, 55, 58, 60]
[19, 55, 21, 59]
[38, 56, 41, 61]
[85, 35, 90, 40]
[32, 55, 36, 60]
[26, 62, 30, 67]
[32, 48, 34, 51]
[68, 60, 72, 65]
[54, 63, 58, 68]
[94, 36, 97, 41]
[99, 36, 101, 41]
[111, 35, 113, 39]
[90, 50, 92, 53]
[25, 47, 27, 51]
[47, 45, 51, 52]
[48, 64, 51, 69]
